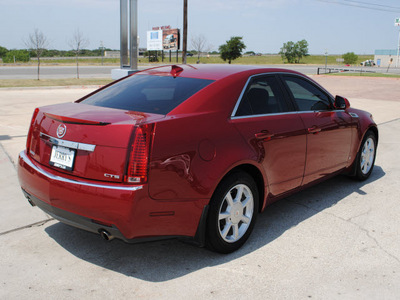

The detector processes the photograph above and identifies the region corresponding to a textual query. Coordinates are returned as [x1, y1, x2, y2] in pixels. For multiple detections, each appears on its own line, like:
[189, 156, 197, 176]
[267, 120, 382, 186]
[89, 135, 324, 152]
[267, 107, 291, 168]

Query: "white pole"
[129, 0, 138, 70]
[397, 29, 400, 68]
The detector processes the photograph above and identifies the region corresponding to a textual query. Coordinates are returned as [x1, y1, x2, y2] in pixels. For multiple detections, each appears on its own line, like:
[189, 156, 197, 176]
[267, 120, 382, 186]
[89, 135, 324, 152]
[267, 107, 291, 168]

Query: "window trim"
[231, 72, 337, 119]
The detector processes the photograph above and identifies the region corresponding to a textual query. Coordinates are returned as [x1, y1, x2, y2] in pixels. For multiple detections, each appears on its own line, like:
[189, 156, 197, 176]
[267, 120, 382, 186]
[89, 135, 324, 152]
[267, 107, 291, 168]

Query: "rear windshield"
[80, 74, 214, 115]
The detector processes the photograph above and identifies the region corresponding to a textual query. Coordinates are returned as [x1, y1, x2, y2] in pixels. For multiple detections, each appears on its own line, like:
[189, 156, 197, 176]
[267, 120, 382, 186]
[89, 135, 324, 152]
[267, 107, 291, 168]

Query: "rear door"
[231, 74, 306, 197]
[280, 75, 353, 185]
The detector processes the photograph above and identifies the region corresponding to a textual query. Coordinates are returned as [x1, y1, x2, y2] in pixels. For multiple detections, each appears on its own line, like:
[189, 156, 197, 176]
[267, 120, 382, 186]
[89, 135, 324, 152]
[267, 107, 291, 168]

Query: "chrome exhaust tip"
[99, 229, 114, 241]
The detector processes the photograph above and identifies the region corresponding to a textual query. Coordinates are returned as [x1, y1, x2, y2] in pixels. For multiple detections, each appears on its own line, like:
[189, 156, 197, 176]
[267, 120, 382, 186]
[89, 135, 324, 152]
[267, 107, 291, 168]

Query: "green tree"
[0, 46, 8, 58]
[219, 36, 246, 64]
[279, 39, 309, 63]
[295, 39, 309, 63]
[2, 50, 30, 63]
[279, 41, 296, 63]
[342, 52, 358, 65]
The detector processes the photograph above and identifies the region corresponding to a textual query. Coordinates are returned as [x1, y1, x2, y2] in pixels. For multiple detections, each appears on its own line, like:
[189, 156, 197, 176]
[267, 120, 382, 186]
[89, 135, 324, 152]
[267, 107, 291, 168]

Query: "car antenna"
[170, 65, 184, 78]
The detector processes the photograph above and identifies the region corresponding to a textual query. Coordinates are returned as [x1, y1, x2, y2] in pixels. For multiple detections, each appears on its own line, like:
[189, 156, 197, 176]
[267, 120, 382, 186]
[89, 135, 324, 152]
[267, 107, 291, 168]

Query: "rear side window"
[235, 75, 289, 116]
[81, 75, 214, 115]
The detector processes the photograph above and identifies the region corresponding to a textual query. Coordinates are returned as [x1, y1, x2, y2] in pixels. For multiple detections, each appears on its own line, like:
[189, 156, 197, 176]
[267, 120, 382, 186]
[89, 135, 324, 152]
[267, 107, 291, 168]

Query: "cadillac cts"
[18, 65, 378, 253]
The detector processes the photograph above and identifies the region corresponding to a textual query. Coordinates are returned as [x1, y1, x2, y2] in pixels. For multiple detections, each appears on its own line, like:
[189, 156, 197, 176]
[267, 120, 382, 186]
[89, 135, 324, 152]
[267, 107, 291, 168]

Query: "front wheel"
[206, 171, 259, 253]
[354, 131, 377, 180]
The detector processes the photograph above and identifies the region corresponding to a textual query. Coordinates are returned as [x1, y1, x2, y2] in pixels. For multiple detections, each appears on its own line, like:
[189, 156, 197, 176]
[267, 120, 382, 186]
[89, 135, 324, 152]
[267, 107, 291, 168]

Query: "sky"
[1, 0, 400, 55]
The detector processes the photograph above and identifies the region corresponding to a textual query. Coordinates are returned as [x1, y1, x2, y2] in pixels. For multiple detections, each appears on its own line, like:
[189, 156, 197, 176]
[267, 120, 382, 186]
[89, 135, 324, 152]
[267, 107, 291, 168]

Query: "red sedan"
[18, 65, 378, 253]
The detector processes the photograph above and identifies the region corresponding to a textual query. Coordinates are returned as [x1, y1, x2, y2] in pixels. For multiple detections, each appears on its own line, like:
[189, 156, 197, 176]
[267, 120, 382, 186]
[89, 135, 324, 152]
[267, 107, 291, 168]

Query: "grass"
[143, 54, 375, 66]
[0, 78, 113, 88]
[328, 72, 400, 78]
[2, 55, 375, 66]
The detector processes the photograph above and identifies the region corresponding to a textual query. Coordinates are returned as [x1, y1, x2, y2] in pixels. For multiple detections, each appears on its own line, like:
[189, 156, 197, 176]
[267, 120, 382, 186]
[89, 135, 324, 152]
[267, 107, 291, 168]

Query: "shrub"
[3, 50, 30, 63]
[342, 52, 358, 65]
[0, 46, 8, 58]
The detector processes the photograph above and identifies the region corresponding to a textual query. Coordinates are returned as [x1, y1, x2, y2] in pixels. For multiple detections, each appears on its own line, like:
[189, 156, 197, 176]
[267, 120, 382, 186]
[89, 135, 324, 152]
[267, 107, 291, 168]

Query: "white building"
[374, 50, 398, 68]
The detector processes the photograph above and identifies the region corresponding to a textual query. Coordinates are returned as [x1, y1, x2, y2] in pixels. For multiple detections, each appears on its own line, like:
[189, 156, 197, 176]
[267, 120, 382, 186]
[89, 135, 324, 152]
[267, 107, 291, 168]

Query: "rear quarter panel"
[148, 74, 266, 201]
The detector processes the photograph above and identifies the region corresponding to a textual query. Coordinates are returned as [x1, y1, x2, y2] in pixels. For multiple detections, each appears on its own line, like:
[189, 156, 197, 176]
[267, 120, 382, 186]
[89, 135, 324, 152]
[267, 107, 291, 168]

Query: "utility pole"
[325, 49, 328, 73]
[182, 0, 188, 64]
[100, 41, 104, 66]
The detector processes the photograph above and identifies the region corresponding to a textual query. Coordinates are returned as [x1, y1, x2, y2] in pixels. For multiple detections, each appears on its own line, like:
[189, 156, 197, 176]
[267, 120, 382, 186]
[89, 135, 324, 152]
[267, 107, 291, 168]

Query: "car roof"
[137, 64, 303, 81]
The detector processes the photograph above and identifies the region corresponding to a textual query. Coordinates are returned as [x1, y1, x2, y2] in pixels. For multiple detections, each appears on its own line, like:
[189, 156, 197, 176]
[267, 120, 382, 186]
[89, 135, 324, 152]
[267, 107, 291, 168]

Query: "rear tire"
[206, 171, 259, 253]
[354, 131, 377, 181]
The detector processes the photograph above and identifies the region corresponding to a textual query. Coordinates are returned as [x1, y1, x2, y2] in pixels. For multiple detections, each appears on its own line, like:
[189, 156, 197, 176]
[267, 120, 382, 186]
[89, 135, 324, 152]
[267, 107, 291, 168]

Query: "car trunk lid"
[28, 102, 162, 183]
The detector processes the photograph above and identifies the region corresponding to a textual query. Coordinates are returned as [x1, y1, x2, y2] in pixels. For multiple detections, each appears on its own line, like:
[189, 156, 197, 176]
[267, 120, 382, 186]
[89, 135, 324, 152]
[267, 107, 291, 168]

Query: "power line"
[343, 0, 400, 10]
[314, 0, 400, 13]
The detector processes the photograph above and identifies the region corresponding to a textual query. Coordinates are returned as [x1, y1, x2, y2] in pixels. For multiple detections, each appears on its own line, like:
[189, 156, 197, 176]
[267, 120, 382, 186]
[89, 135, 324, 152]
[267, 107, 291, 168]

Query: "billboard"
[147, 30, 163, 51]
[147, 26, 180, 51]
[162, 28, 180, 51]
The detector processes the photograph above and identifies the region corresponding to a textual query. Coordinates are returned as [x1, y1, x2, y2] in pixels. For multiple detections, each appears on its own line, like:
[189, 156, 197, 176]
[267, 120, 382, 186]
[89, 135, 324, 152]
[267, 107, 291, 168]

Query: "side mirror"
[334, 95, 350, 110]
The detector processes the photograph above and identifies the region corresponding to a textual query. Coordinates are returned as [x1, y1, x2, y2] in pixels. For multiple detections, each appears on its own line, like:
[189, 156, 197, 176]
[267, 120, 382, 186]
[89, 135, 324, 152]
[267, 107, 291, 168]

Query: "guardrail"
[317, 67, 376, 75]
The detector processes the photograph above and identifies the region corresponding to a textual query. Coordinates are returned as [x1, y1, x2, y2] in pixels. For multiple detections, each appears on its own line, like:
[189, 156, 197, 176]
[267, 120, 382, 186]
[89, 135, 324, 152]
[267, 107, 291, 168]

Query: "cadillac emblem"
[57, 124, 67, 138]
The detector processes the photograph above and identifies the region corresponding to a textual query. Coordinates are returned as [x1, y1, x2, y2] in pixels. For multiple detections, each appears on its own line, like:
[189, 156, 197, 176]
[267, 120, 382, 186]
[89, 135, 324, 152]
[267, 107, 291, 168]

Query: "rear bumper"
[18, 150, 207, 242]
[22, 188, 130, 241]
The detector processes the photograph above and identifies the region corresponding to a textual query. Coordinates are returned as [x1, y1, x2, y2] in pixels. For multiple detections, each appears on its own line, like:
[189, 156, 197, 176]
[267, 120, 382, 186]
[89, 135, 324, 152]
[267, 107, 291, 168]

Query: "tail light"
[26, 108, 39, 153]
[125, 123, 155, 184]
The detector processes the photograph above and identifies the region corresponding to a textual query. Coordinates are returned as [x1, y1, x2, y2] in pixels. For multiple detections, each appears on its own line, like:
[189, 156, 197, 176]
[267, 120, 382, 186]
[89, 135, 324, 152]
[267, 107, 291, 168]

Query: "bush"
[3, 50, 30, 63]
[0, 46, 8, 58]
[342, 52, 358, 65]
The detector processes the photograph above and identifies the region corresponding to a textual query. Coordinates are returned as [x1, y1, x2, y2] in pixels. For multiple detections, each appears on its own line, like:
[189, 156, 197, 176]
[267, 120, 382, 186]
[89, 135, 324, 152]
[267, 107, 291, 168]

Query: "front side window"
[80, 75, 214, 115]
[235, 75, 289, 116]
[282, 76, 332, 111]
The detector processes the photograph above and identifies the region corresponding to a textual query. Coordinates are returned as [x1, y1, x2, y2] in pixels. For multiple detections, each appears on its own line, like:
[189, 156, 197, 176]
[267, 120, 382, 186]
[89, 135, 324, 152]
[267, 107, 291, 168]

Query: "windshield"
[80, 74, 214, 115]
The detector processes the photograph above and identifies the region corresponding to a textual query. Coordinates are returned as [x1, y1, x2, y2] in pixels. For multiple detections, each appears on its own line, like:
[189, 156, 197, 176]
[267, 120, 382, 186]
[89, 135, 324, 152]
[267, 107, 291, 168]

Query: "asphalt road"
[1, 77, 400, 299]
[1, 64, 397, 80]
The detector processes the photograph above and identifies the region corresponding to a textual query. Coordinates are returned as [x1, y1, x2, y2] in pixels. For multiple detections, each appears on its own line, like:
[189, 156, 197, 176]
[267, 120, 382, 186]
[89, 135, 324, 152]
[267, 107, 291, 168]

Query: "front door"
[281, 75, 353, 185]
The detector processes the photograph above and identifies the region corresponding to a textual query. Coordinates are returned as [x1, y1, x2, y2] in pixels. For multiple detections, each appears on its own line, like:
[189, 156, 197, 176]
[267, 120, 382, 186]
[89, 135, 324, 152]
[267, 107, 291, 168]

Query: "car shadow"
[45, 166, 385, 282]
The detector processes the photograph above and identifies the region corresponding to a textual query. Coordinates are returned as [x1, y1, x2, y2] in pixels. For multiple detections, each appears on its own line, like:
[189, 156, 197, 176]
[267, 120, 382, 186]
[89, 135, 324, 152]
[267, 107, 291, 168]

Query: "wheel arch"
[193, 163, 267, 247]
[367, 125, 378, 145]
[347, 125, 378, 177]
[217, 163, 266, 213]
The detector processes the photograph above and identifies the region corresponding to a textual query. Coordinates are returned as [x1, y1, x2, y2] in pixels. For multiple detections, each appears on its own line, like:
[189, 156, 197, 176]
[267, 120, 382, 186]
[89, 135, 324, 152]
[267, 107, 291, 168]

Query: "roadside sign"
[395, 18, 400, 26]
[147, 30, 163, 51]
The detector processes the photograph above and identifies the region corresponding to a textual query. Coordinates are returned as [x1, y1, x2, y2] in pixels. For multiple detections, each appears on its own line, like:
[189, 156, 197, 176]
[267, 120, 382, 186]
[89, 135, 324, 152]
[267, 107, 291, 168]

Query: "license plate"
[49, 145, 76, 171]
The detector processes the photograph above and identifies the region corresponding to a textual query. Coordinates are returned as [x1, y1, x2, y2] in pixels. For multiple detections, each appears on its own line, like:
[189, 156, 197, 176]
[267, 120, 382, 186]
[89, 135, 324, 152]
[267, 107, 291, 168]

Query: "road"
[1, 64, 398, 80]
[0, 76, 400, 299]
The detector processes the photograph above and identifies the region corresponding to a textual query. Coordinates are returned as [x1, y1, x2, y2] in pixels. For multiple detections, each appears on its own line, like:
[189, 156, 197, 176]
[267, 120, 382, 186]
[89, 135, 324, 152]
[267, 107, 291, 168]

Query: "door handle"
[255, 130, 274, 140]
[308, 126, 321, 134]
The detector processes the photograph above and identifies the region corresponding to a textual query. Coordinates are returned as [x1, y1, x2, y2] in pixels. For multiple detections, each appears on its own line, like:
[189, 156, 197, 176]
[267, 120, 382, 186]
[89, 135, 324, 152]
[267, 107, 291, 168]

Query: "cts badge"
[104, 173, 120, 179]
[57, 124, 67, 138]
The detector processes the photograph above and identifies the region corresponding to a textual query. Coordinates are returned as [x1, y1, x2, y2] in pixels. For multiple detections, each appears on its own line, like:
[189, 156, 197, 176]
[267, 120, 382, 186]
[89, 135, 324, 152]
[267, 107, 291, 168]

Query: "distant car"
[18, 65, 378, 253]
[186, 53, 194, 57]
[360, 60, 375, 66]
